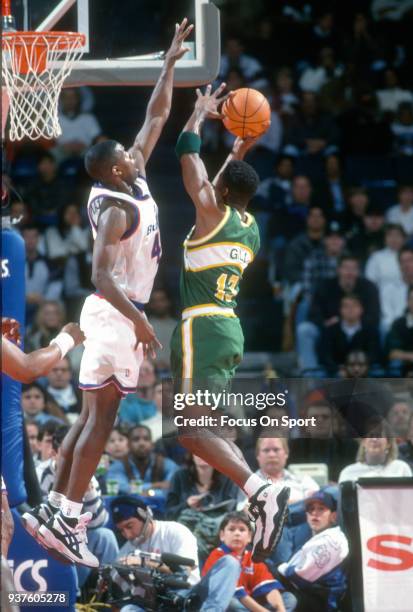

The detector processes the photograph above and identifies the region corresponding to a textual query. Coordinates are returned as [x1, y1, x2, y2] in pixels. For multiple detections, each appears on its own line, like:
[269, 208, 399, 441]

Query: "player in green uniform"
[172, 84, 289, 562]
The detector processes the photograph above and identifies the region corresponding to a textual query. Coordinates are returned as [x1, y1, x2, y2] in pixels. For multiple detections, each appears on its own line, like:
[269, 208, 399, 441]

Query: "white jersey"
[87, 175, 161, 303]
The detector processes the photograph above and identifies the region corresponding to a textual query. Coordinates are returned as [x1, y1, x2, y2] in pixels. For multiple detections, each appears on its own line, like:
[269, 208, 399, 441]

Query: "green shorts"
[170, 315, 244, 392]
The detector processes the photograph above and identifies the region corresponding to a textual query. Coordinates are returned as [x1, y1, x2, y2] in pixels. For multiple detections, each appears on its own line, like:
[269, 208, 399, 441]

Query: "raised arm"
[92, 203, 160, 356]
[129, 18, 193, 172]
[2, 323, 84, 383]
[212, 135, 260, 187]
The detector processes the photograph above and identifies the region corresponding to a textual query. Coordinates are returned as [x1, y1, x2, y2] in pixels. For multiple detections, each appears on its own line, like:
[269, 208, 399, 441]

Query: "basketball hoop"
[2, 29, 85, 141]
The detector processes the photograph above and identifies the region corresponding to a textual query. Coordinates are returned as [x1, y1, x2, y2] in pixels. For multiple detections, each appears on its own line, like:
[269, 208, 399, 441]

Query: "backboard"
[13, 0, 220, 86]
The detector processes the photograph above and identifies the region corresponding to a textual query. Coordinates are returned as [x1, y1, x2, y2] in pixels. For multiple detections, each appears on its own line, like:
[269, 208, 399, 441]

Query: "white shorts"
[79, 294, 144, 396]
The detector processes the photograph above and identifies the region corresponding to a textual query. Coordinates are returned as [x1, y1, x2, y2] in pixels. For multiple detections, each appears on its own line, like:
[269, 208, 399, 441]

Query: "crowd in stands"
[4, 1, 413, 609]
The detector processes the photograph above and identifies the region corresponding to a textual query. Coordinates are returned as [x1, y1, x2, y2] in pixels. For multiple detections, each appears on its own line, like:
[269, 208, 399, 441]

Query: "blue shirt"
[105, 454, 178, 498]
[118, 395, 157, 425]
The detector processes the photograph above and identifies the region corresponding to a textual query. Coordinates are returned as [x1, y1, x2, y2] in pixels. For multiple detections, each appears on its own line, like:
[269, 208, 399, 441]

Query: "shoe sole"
[38, 524, 99, 568]
[251, 486, 290, 563]
[21, 515, 74, 565]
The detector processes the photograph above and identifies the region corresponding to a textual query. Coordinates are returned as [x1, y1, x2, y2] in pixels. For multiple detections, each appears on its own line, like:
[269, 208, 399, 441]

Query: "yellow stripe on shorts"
[181, 318, 193, 393]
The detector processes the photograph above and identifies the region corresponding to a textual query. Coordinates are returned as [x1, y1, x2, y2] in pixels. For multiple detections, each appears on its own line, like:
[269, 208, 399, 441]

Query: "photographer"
[111, 496, 242, 611]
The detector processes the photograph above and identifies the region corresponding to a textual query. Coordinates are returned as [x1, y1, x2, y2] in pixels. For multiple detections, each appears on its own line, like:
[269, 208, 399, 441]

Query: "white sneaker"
[248, 483, 290, 562]
[21, 502, 55, 538]
[38, 511, 99, 568]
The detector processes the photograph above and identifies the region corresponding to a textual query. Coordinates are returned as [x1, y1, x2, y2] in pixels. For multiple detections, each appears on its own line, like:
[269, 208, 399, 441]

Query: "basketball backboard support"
[18, 0, 220, 86]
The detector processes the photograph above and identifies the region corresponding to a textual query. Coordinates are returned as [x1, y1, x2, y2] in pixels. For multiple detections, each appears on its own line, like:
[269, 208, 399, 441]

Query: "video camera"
[95, 550, 197, 611]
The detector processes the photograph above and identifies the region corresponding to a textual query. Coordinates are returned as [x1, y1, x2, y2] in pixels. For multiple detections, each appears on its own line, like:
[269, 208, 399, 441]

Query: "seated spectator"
[111, 496, 241, 611]
[26, 419, 40, 458]
[56, 88, 103, 160]
[387, 400, 413, 443]
[386, 184, 413, 236]
[283, 91, 339, 157]
[202, 512, 286, 612]
[299, 47, 343, 93]
[347, 204, 385, 265]
[343, 186, 370, 236]
[282, 206, 326, 287]
[319, 295, 381, 376]
[255, 438, 319, 504]
[22, 382, 67, 426]
[317, 154, 346, 216]
[276, 491, 349, 612]
[272, 67, 299, 117]
[253, 156, 294, 212]
[33, 425, 119, 588]
[10, 199, 32, 225]
[387, 285, 413, 375]
[147, 288, 178, 370]
[22, 225, 59, 324]
[338, 429, 412, 483]
[166, 454, 241, 520]
[398, 413, 413, 470]
[297, 255, 380, 374]
[42, 203, 90, 262]
[365, 224, 406, 331]
[25, 152, 73, 225]
[35, 421, 61, 470]
[26, 300, 66, 351]
[218, 36, 267, 90]
[391, 102, 413, 156]
[376, 68, 413, 114]
[118, 360, 157, 425]
[271, 176, 315, 242]
[46, 357, 81, 417]
[105, 426, 130, 462]
[105, 425, 178, 497]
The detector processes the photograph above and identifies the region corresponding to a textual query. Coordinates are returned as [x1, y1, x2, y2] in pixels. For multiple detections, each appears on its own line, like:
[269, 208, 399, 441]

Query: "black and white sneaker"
[248, 484, 290, 563]
[38, 511, 99, 568]
[21, 502, 55, 539]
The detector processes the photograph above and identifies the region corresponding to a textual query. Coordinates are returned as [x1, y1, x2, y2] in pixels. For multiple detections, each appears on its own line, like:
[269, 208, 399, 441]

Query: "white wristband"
[50, 332, 75, 358]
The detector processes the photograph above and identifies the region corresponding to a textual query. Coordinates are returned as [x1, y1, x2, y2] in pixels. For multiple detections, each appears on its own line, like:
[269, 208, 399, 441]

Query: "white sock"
[61, 498, 83, 520]
[243, 473, 267, 497]
[48, 491, 66, 510]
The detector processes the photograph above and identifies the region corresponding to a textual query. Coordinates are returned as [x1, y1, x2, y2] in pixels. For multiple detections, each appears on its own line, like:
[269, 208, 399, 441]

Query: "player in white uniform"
[23, 19, 194, 568]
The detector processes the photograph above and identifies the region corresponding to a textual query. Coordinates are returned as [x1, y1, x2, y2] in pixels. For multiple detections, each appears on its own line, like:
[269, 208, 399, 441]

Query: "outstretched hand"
[165, 17, 194, 62]
[194, 83, 228, 119]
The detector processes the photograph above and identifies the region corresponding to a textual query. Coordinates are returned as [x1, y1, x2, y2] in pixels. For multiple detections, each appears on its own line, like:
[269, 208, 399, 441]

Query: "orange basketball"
[222, 88, 271, 138]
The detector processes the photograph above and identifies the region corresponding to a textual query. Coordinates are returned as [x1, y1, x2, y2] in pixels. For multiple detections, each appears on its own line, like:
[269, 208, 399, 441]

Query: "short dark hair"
[338, 254, 359, 267]
[399, 246, 413, 261]
[84, 140, 121, 180]
[222, 160, 260, 201]
[385, 223, 406, 236]
[52, 425, 70, 451]
[128, 424, 152, 440]
[340, 293, 362, 306]
[219, 511, 252, 533]
[38, 420, 61, 442]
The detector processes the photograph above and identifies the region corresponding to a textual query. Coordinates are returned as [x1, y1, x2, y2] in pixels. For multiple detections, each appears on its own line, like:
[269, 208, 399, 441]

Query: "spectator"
[365, 223, 407, 330]
[319, 295, 381, 376]
[105, 426, 129, 463]
[140, 380, 166, 443]
[398, 413, 413, 470]
[21, 382, 67, 426]
[111, 496, 241, 611]
[26, 420, 40, 458]
[105, 425, 178, 497]
[387, 400, 413, 442]
[46, 357, 81, 417]
[342, 349, 370, 378]
[277, 491, 349, 612]
[338, 430, 412, 482]
[317, 154, 346, 215]
[343, 186, 370, 236]
[22, 225, 58, 324]
[255, 438, 319, 504]
[307, 11, 336, 59]
[147, 288, 177, 369]
[10, 199, 32, 225]
[253, 156, 295, 212]
[272, 67, 299, 117]
[297, 255, 380, 374]
[56, 88, 103, 160]
[347, 204, 385, 264]
[42, 203, 90, 262]
[391, 102, 413, 156]
[26, 152, 72, 224]
[118, 359, 158, 425]
[299, 47, 343, 93]
[386, 184, 413, 236]
[202, 512, 286, 612]
[341, 12, 381, 79]
[274, 176, 315, 241]
[284, 92, 339, 157]
[166, 453, 241, 520]
[376, 68, 413, 114]
[218, 36, 266, 89]
[34, 425, 119, 588]
[387, 285, 413, 375]
[283, 206, 326, 287]
[26, 300, 66, 351]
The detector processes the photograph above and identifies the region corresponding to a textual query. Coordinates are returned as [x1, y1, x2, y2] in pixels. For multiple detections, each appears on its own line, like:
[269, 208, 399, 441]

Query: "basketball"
[222, 88, 271, 138]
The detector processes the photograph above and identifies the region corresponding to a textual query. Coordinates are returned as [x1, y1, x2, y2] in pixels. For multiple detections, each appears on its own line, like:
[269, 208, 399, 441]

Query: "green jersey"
[180, 205, 260, 317]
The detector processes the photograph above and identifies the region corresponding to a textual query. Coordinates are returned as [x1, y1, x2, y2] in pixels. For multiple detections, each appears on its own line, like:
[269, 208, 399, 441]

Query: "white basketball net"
[2, 32, 85, 141]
